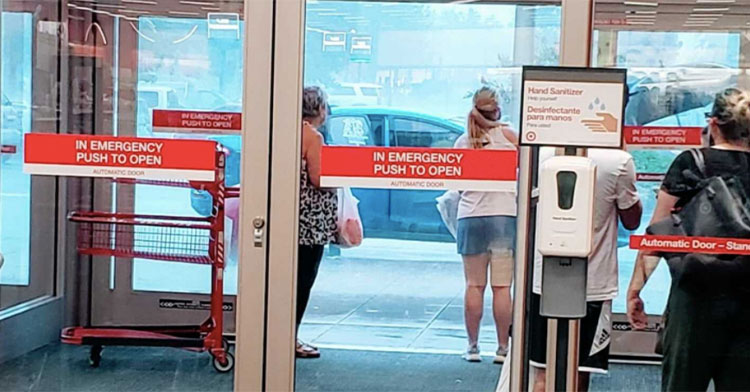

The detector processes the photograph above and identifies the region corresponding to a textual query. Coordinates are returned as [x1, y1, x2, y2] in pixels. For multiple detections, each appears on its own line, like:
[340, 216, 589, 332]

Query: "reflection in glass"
[0, 12, 33, 286]
[132, 17, 245, 295]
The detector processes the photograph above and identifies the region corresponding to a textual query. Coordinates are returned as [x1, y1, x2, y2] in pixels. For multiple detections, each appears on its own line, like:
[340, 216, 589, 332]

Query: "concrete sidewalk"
[299, 239, 671, 358]
[298, 252, 502, 357]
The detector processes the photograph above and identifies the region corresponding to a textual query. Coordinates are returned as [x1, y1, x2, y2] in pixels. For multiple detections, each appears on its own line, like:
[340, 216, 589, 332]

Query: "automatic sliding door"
[0, 10, 54, 311]
[286, 1, 562, 390]
[90, 4, 247, 328]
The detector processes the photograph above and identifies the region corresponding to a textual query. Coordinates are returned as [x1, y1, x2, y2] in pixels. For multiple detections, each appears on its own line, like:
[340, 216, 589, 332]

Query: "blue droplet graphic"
[595, 97, 600, 104]
[588, 103, 594, 110]
[600, 103, 606, 110]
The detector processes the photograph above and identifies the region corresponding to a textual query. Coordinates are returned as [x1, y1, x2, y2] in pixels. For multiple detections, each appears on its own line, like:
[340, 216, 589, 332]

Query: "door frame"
[258, 0, 307, 390]
[234, 0, 276, 390]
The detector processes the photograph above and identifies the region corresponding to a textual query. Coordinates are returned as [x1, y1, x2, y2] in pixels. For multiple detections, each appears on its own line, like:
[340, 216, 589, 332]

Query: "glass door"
[0, 9, 55, 311]
[1, 0, 270, 389]
[70, 0, 266, 338]
[592, 0, 750, 359]
[264, 0, 564, 390]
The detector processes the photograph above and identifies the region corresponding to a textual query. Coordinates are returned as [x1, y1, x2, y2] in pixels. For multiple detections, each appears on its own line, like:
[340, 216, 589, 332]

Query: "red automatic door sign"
[320, 146, 518, 191]
[624, 126, 703, 149]
[630, 235, 750, 255]
[636, 173, 665, 182]
[152, 109, 241, 135]
[23, 133, 217, 181]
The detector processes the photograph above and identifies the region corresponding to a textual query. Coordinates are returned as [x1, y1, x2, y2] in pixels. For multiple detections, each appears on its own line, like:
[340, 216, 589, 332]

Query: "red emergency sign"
[23, 134, 217, 181]
[636, 173, 665, 182]
[152, 109, 241, 134]
[624, 126, 703, 149]
[321, 146, 518, 191]
[630, 235, 750, 255]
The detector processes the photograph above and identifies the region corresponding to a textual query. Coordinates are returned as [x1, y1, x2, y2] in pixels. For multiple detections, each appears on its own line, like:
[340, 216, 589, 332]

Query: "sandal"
[295, 340, 320, 359]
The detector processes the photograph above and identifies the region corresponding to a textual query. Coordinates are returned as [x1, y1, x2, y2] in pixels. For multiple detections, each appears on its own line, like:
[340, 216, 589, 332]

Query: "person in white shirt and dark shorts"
[455, 86, 519, 364]
[529, 148, 643, 392]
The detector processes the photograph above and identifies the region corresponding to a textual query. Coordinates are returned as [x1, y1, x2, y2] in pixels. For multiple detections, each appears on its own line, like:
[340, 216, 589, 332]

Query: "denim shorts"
[456, 215, 516, 256]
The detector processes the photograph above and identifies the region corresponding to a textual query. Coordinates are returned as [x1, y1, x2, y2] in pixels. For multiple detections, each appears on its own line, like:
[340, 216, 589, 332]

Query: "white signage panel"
[521, 79, 624, 148]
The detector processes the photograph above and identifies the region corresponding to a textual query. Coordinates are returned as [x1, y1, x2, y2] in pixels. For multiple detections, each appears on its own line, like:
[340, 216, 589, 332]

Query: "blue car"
[190, 106, 465, 241]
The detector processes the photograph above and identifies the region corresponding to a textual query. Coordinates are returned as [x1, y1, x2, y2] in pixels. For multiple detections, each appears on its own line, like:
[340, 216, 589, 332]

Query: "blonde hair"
[467, 86, 501, 149]
[709, 88, 750, 143]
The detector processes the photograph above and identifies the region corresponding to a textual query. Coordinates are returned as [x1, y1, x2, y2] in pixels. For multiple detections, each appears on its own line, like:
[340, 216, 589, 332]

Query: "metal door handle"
[252, 217, 265, 247]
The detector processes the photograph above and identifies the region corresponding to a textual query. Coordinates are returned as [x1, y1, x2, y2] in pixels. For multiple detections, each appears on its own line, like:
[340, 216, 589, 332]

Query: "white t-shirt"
[454, 127, 517, 219]
[532, 148, 640, 302]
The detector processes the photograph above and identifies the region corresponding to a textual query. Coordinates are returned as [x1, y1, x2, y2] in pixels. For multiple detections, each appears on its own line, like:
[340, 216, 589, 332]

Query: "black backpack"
[647, 149, 750, 293]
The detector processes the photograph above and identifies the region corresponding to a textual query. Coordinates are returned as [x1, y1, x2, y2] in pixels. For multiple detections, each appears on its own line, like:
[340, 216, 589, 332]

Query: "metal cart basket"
[62, 150, 236, 372]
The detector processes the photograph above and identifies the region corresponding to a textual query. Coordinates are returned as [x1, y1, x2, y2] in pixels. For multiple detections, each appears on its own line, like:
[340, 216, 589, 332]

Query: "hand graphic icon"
[581, 112, 618, 133]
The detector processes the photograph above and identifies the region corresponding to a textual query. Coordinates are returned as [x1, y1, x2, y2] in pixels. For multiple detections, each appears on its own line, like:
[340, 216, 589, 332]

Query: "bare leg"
[531, 367, 591, 392]
[533, 367, 546, 392]
[491, 286, 512, 347]
[463, 253, 490, 346]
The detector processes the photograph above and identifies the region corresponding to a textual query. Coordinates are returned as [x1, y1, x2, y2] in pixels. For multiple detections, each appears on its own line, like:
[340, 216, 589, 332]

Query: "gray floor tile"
[296, 349, 501, 392]
[0, 344, 232, 392]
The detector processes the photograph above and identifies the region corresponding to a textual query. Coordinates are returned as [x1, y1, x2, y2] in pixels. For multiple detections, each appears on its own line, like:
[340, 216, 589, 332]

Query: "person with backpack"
[627, 87, 750, 391]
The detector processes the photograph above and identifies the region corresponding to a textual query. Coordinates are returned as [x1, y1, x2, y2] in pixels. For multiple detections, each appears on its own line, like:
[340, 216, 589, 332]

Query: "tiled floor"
[0, 344, 233, 392]
[0, 238, 665, 391]
[0, 344, 661, 392]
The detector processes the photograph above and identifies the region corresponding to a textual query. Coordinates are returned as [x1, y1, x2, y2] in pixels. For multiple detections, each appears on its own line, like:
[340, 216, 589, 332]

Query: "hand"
[627, 292, 649, 330]
[581, 112, 619, 133]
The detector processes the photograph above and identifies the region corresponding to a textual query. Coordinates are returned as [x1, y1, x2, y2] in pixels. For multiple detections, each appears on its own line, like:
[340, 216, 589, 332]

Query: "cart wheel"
[213, 352, 234, 373]
[89, 345, 103, 368]
[222, 337, 231, 352]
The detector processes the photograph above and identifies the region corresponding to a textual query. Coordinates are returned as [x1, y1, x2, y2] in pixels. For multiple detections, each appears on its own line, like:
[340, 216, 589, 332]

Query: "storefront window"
[594, 27, 743, 316]
[0, 12, 33, 287]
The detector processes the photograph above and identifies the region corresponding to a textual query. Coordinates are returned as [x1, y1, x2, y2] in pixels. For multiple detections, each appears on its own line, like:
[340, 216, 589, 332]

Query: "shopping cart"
[62, 150, 236, 372]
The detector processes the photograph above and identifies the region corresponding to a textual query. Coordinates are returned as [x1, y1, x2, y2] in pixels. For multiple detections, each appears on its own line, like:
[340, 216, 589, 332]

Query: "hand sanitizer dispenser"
[538, 156, 596, 318]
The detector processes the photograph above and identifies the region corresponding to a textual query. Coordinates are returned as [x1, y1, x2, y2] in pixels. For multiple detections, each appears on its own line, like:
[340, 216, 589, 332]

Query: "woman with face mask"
[454, 86, 518, 364]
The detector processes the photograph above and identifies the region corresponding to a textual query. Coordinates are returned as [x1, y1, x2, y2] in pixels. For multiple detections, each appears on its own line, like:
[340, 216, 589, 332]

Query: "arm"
[303, 125, 325, 188]
[618, 201, 643, 231]
[615, 157, 643, 230]
[500, 126, 519, 147]
[626, 190, 679, 329]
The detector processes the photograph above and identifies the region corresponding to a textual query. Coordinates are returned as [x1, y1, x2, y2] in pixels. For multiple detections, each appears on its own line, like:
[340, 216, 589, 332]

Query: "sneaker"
[463, 344, 482, 362]
[494, 345, 509, 364]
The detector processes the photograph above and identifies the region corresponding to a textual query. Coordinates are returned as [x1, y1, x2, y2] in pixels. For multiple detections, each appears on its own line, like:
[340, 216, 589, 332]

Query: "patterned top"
[299, 159, 338, 245]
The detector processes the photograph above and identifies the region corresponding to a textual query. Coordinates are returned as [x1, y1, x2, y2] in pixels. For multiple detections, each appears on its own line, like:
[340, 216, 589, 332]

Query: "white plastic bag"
[336, 187, 363, 248]
[436, 190, 460, 239]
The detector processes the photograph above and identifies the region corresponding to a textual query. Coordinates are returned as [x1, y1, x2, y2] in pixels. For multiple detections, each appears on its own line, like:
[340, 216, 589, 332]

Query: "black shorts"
[528, 293, 612, 374]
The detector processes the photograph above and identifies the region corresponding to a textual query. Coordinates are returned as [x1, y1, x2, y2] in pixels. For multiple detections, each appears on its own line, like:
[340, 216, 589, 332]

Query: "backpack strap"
[689, 148, 706, 178]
